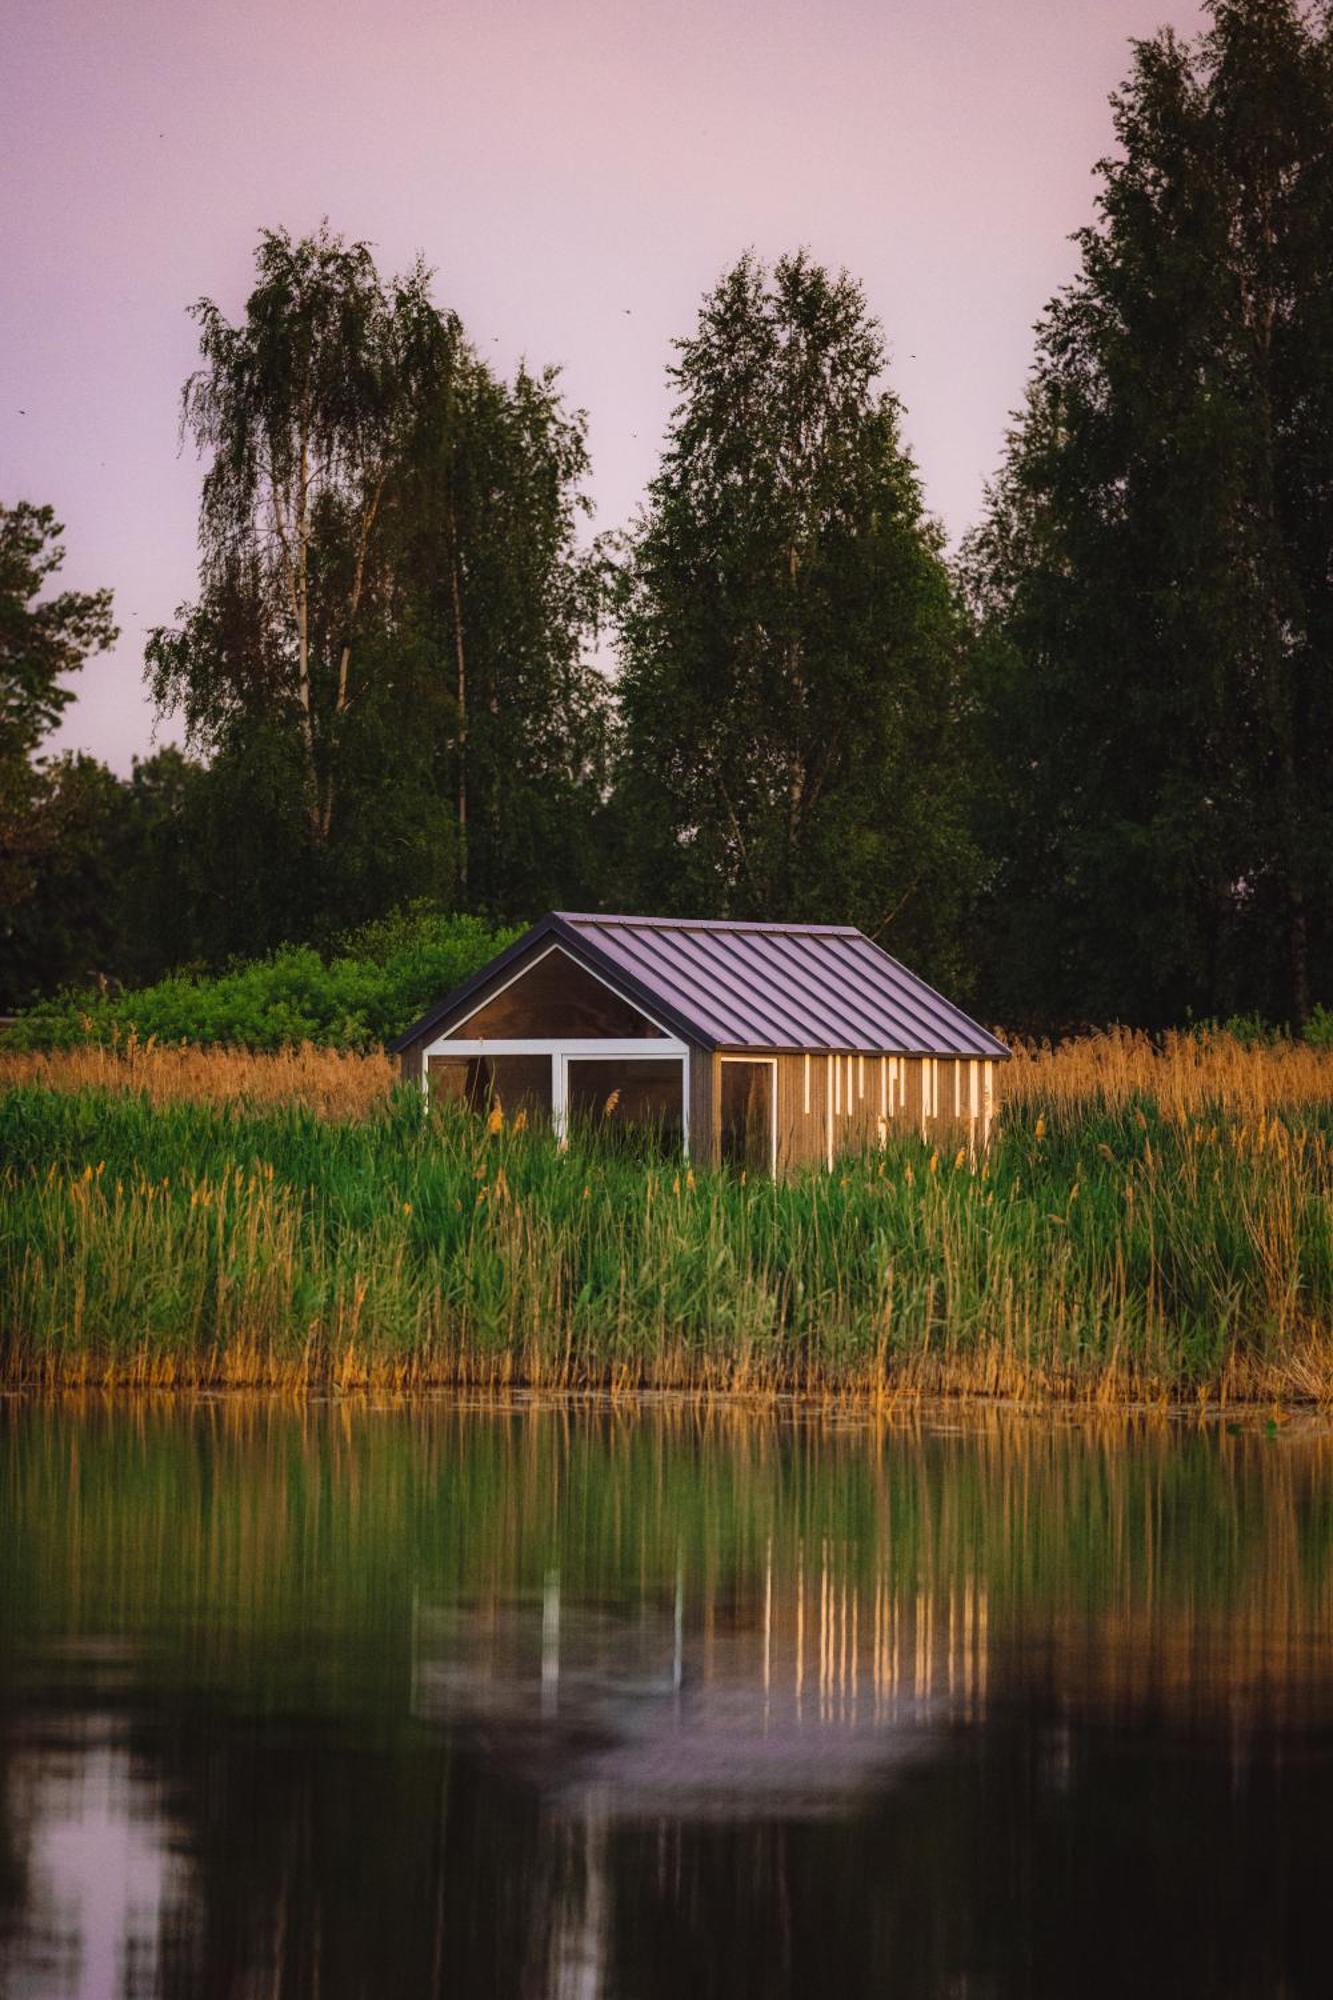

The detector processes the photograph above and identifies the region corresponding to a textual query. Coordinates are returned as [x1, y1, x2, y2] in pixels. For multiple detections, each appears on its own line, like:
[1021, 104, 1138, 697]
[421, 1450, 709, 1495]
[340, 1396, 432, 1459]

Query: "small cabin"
[391, 912, 1010, 1173]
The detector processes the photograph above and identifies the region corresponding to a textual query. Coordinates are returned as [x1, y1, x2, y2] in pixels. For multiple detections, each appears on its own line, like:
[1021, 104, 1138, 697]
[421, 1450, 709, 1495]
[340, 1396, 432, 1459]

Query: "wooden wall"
[405, 1033, 998, 1173]
[710, 1050, 998, 1173]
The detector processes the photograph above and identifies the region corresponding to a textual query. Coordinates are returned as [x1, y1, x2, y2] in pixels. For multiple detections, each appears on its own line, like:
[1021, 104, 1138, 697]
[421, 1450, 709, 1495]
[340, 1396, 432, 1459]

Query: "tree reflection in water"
[2, 1399, 1333, 1997]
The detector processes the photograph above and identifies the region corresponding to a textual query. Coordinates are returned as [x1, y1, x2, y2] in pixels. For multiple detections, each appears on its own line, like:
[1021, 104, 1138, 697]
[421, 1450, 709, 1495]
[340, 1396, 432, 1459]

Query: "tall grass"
[4, 1034, 1333, 1398]
[1006, 1025, 1333, 1119]
[0, 1036, 395, 1117]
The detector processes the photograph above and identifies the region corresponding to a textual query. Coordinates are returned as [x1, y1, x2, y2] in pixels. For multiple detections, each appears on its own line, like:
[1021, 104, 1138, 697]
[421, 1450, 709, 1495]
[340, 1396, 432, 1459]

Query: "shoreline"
[3, 1377, 1330, 1428]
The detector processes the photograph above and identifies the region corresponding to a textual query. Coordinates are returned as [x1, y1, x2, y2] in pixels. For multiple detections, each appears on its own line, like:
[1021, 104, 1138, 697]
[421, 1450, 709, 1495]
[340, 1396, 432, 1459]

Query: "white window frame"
[719, 1054, 778, 1177]
[420, 942, 691, 1150]
[422, 1036, 691, 1152]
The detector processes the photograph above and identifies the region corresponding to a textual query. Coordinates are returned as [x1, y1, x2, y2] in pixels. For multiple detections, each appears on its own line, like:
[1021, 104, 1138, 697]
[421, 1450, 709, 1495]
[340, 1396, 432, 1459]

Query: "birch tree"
[148, 223, 451, 847]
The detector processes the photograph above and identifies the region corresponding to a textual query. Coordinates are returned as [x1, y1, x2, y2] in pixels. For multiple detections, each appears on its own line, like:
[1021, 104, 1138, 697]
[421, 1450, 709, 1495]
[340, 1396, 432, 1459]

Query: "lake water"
[2, 1398, 1332, 1998]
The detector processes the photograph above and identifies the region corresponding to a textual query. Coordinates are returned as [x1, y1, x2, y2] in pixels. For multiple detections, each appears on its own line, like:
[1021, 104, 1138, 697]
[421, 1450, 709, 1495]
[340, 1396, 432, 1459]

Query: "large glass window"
[446, 949, 664, 1040]
[566, 1057, 683, 1155]
[428, 1054, 552, 1127]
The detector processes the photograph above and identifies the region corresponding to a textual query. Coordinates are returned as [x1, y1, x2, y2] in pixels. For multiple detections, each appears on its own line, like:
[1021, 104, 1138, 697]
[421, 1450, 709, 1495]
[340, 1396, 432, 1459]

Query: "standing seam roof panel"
[829, 935, 978, 1054]
[587, 923, 762, 1046]
[645, 925, 821, 1047]
[556, 915, 1007, 1057]
[760, 931, 921, 1049]
[849, 936, 989, 1055]
[608, 920, 836, 1048]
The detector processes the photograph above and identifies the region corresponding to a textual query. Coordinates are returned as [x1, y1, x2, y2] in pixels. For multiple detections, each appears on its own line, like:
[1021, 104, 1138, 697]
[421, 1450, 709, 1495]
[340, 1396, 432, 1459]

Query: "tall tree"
[0, 501, 116, 966]
[148, 223, 445, 851]
[2, 747, 211, 1008]
[148, 224, 608, 951]
[614, 253, 976, 982]
[385, 357, 609, 916]
[966, 0, 1333, 1027]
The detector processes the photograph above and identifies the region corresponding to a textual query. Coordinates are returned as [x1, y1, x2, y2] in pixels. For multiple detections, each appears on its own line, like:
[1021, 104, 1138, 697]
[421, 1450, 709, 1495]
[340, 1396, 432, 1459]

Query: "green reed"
[3, 1082, 1333, 1396]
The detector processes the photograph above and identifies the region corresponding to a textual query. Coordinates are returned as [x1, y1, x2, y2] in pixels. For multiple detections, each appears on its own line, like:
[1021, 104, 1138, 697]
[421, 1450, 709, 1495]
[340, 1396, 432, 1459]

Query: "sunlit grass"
[4, 1031, 1333, 1399]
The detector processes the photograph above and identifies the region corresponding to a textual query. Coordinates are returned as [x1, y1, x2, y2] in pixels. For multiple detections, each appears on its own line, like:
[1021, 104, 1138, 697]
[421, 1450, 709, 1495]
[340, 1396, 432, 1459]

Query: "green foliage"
[5, 909, 514, 1052]
[3, 1083, 1333, 1391]
[0, 500, 116, 943]
[966, 0, 1333, 1029]
[614, 252, 979, 989]
[1304, 1004, 1333, 1050]
[144, 223, 610, 958]
[0, 500, 117, 770]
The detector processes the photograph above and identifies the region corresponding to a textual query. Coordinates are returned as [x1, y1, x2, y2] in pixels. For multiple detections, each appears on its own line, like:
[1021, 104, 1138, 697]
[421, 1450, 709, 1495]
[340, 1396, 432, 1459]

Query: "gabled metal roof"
[555, 914, 1009, 1058]
[391, 912, 1009, 1060]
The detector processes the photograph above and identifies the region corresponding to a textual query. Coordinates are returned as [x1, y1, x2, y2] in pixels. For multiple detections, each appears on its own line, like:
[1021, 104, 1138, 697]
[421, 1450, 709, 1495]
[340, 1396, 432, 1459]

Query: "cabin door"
[719, 1059, 776, 1174]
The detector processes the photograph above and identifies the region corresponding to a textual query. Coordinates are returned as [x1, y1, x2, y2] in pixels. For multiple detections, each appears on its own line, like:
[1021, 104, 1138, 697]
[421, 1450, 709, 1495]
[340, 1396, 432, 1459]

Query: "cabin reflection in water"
[413, 1554, 991, 1997]
[413, 1548, 990, 1819]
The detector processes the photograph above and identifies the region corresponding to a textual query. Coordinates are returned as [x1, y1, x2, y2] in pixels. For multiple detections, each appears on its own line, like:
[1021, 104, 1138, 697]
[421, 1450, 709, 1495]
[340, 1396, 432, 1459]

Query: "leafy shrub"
[1304, 1004, 1333, 1051]
[5, 909, 518, 1052]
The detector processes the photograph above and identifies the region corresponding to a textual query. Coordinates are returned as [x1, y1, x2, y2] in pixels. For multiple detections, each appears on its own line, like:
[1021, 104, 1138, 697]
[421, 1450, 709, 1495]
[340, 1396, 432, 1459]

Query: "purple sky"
[3, 0, 1203, 775]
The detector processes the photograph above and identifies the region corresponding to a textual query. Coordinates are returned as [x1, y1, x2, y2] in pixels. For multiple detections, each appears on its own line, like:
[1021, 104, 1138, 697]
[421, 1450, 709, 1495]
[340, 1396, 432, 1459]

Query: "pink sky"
[3, 0, 1203, 774]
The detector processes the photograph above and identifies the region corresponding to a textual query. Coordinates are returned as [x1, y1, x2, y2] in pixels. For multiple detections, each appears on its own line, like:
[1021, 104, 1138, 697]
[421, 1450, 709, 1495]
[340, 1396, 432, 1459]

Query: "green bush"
[5, 909, 519, 1052]
[1304, 1004, 1333, 1051]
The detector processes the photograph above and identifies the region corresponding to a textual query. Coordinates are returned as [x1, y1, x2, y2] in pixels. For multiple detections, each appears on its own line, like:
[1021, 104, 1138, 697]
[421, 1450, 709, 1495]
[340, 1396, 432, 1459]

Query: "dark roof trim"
[388, 915, 713, 1055]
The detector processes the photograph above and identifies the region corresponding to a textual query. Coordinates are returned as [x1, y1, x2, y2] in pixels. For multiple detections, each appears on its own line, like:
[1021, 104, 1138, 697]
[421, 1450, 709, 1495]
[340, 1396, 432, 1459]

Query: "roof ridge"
[554, 911, 861, 936]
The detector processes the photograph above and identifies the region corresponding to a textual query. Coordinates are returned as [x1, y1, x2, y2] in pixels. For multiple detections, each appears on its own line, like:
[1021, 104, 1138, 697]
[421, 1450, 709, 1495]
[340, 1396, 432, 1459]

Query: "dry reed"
[1002, 1026, 1333, 1119]
[7, 1026, 1333, 1125]
[0, 1036, 396, 1119]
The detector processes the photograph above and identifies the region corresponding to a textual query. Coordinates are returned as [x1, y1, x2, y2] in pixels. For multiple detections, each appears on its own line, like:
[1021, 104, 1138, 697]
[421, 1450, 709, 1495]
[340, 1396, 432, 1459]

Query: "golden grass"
[6, 1026, 1333, 1126]
[0, 1037, 396, 1119]
[5, 1027, 1333, 1406]
[1002, 1026, 1333, 1118]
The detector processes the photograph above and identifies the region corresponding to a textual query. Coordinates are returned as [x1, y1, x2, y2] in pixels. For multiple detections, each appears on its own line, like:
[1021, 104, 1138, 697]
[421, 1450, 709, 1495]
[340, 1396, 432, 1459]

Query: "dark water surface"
[3, 1399, 1333, 1998]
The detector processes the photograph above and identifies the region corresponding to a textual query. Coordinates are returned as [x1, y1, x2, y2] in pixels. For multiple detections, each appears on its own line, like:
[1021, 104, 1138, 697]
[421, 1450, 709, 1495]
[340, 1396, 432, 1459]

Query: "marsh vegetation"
[3, 1031, 1332, 1399]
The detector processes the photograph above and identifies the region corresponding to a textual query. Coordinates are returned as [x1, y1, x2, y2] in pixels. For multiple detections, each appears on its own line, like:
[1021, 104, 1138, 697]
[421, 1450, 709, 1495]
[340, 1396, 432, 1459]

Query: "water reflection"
[414, 1546, 987, 1821]
[2, 1399, 1333, 1996]
[2, 1715, 192, 1999]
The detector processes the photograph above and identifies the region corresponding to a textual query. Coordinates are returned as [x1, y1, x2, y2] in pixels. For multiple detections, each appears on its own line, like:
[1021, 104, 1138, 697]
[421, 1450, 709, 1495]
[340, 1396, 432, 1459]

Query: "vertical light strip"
[803, 1051, 811, 1115]
[880, 1056, 887, 1118]
[969, 1059, 979, 1161]
[834, 1053, 842, 1116]
[551, 1053, 567, 1143]
[826, 1057, 834, 1171]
